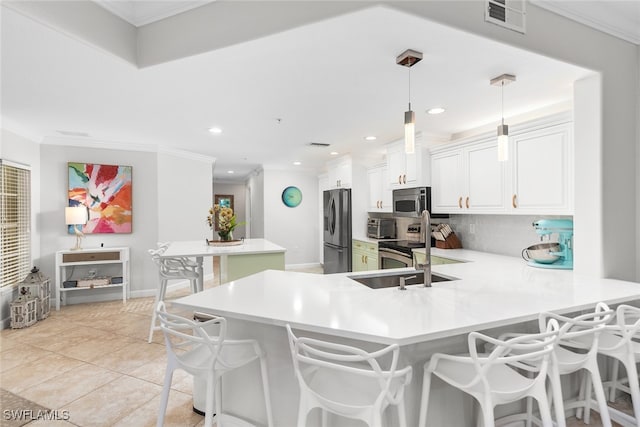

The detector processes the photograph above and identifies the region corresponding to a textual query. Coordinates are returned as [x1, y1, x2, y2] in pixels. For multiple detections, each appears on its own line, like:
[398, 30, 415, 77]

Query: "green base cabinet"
[352, 240, 378, 272]
[226, 252, 285, 282]
[413, 252, 461, 267]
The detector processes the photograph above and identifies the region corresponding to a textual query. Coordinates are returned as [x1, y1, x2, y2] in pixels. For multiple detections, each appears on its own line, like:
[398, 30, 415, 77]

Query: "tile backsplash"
[447, 214, 572, 257]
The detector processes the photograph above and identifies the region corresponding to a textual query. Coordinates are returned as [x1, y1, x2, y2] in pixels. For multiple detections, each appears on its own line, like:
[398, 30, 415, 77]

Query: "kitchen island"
[160, 238, 285, 290]
[173, 249, 640, 426]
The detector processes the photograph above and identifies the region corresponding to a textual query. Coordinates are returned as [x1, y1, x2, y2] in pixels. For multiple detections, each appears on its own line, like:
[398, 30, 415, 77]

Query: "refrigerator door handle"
[329, 195, 336, 236]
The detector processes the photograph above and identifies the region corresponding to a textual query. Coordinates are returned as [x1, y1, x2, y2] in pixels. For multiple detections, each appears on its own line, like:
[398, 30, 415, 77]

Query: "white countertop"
[160, 238, 286, 257]
[173, 249, 640, 346]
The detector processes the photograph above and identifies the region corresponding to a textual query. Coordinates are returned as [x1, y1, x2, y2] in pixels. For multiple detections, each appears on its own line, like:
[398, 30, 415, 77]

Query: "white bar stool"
[594, 304, 640, 427]
[418, 320, 562, 427]
[148, 248, 200, 343]
[286, 324, 412, 427]
[495, 302, 614, 427]
[156, 302, 274, 427]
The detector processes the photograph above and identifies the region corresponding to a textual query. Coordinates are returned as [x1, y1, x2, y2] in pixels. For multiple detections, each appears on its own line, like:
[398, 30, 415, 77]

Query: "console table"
[54, 247, 130, 310]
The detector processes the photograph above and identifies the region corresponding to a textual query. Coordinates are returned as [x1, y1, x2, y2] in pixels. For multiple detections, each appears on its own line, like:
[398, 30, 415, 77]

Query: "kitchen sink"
[348, 270, 458, 289]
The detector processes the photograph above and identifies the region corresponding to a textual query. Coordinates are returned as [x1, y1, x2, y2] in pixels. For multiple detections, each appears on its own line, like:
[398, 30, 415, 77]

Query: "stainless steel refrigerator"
[323, 188, 352, 274]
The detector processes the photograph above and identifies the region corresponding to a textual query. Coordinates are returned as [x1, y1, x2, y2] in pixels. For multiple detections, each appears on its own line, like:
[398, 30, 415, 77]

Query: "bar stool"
[418, 320, 561, 427]
[148, 248, 200, 343]
[156, 242, 200, 292]
[286, 324, 412, 427]
[156, 302, 274, 427]
[495, 303, 614, 427]
[593, 304, 640, 427]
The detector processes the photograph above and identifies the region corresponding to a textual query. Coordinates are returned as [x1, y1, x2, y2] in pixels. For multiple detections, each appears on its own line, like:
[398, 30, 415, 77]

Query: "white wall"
[39, 143, 160, 304]
[263, 168, 319, 267]
[212, 181, 247, 239]
[0, 129, 41, 328]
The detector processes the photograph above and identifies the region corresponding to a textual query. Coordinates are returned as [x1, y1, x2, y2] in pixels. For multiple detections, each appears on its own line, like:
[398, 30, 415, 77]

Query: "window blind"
[0, 160, 31, 288]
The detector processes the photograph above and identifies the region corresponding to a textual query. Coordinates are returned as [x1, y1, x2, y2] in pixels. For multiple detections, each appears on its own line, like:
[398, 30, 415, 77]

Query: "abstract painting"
[68, 162, 132, 234]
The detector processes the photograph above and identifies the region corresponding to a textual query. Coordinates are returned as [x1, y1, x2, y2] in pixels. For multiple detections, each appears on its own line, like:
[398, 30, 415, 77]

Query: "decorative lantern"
[10, 289, 37, 329]
[17, 266, 51, 320]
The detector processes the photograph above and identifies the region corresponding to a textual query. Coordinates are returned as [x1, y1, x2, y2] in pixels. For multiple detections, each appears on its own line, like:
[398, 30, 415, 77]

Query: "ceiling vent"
[485, 0, 526, 34]
[309, 142, 330, 147]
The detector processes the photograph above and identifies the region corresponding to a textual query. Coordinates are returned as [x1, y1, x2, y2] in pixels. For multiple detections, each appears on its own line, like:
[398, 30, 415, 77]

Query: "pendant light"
[396, 49, 422, 154]
[490, 73, 516, 162]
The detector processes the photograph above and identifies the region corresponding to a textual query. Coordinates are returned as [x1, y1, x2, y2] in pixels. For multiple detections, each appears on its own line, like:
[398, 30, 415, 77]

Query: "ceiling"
[1, 2, 624, 181]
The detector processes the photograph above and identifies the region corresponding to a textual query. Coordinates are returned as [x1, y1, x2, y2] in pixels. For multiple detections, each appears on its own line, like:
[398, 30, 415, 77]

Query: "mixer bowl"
[522, 242, 561, 264]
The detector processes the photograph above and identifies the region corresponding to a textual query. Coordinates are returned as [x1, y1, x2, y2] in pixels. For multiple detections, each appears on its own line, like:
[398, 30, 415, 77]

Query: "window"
[0, 160, 31, 288]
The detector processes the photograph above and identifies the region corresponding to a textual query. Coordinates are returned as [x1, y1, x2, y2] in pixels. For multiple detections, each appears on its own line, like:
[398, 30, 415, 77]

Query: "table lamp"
[65, 206, 87, 250]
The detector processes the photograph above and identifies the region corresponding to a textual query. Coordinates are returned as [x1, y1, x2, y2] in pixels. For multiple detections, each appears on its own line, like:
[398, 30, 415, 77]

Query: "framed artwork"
[213, 194, 234, 231]
[68, 162, 132, 234]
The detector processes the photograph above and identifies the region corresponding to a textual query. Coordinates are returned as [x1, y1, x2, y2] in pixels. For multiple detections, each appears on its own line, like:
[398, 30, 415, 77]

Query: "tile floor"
[0, 266, 634, 427]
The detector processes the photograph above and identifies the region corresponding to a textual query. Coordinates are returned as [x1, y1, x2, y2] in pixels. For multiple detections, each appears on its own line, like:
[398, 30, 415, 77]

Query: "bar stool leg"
[609, 359, 620, 402]
[148, 277, 168, 343]
[418, 370, 432, 427]
[587, 363, 613, 427]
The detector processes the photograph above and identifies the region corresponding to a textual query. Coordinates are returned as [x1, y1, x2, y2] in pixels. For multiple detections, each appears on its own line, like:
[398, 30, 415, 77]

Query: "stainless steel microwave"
[392, 187, 431, 217]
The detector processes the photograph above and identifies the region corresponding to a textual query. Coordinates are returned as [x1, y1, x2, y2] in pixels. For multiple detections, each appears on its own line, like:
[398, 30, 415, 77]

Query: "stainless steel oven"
[378, 238, 427, 269]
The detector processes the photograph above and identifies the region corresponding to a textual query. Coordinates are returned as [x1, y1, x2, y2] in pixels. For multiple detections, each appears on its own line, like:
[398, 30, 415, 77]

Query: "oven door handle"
[379, 247, 411, 258]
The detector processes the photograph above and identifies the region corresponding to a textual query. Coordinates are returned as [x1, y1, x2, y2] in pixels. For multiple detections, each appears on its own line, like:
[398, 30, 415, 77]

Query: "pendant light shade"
[490, 73, 516, 162]
[404, 108, 415, 154]
[397, 49, 422, 155]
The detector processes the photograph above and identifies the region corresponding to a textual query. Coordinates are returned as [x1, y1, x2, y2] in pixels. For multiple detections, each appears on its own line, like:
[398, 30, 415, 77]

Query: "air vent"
[57, 130, 90, 137]
[485, 0, 526, 34]
[309, 142, 330, 147]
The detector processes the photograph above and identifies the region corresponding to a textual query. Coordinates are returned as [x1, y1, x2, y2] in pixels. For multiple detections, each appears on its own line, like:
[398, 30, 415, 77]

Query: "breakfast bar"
[173, 250, 640, 426]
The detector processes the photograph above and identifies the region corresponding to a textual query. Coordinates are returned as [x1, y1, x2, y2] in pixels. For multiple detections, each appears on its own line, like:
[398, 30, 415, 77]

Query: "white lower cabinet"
[431, 114, 573, 215]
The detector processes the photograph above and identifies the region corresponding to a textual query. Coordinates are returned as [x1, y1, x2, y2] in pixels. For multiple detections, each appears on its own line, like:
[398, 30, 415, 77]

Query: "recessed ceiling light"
[293, 161, 301, 166]
[427, 107, 446, 115]
[364, 136, 377, 141]
[208, 127, 222, 134]
[330, 151, 339, 156]
[227, 170, 234, 174]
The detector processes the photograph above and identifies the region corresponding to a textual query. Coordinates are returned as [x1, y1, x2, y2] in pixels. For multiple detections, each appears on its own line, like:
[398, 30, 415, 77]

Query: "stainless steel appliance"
[323, 188, 352, 274]
[377, 240, 422, 269]
[367, 218, 396, 239]
[392, 187, 431, 217]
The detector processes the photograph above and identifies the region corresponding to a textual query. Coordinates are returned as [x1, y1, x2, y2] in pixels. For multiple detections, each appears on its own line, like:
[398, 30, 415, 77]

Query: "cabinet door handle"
[512, 194, 518, 208]
[458, 197, 463, 209]
[465, 197, 470, 209]
[364, 255, 368, 264]
[362, 255, 365, 264]
[398, 175, 402, 184]
[403, 174, 407, 184]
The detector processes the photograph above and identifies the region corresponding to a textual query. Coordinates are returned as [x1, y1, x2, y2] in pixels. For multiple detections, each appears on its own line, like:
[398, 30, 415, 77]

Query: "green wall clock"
[281, 186, 302, 208]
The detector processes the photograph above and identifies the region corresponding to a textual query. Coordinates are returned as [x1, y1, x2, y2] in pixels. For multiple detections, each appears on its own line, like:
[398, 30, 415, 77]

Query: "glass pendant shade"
[497, 124, 509, 162]
[404, 109, 415, 154]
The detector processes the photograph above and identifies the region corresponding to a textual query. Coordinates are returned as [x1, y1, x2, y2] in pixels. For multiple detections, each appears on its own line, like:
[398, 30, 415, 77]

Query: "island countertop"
[172, 249, 640, 346]
[160, 238, 286, 257]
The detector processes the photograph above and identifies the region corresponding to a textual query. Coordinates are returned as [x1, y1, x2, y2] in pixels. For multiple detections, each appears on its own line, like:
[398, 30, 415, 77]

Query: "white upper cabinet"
[430, 113, 573, 215]
[431, 149, 464, 212]
[431, 138, 506, 214]
[326, 156, 353, 188]
[510, 122, 573, 214]
[367, 165, 392, 212]
[385, 136, 425, 188]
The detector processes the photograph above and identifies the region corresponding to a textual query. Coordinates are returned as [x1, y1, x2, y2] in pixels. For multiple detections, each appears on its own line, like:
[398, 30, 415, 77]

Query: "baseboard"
[285, 262, 322, 271]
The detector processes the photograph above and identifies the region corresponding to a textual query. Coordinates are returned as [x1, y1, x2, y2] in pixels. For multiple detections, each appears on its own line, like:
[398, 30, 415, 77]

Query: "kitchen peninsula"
[160, 238, 285, 289]
[173, 250, 640, 426]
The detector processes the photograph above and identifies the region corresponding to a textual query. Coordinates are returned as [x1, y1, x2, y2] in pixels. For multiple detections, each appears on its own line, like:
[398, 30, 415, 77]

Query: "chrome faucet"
[416, 210, 432, 287]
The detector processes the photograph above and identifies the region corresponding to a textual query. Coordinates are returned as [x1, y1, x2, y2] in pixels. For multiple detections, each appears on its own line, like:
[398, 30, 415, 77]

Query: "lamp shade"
[65, 206, 87, 225]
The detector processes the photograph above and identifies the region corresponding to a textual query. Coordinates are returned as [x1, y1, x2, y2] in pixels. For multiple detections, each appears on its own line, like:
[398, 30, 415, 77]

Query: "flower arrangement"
[207, 205, 241, 241]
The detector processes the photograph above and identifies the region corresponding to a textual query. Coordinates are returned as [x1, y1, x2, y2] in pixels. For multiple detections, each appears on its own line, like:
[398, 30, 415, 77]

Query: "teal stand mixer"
[523, 219, 573, 269]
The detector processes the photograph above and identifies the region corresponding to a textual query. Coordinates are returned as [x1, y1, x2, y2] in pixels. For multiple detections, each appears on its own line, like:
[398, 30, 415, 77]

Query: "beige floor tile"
[0, 345, 53, 373]
[19, 363, 122, 409]
[90, 341, 166, 374]
[112, 388, 202, 427]
[62, 375, 161, 427]
[24, 420, 76, 426]
[56, 333, 137, 362]
[0, 336, 21, 352]
[1, 352, 85, 393]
